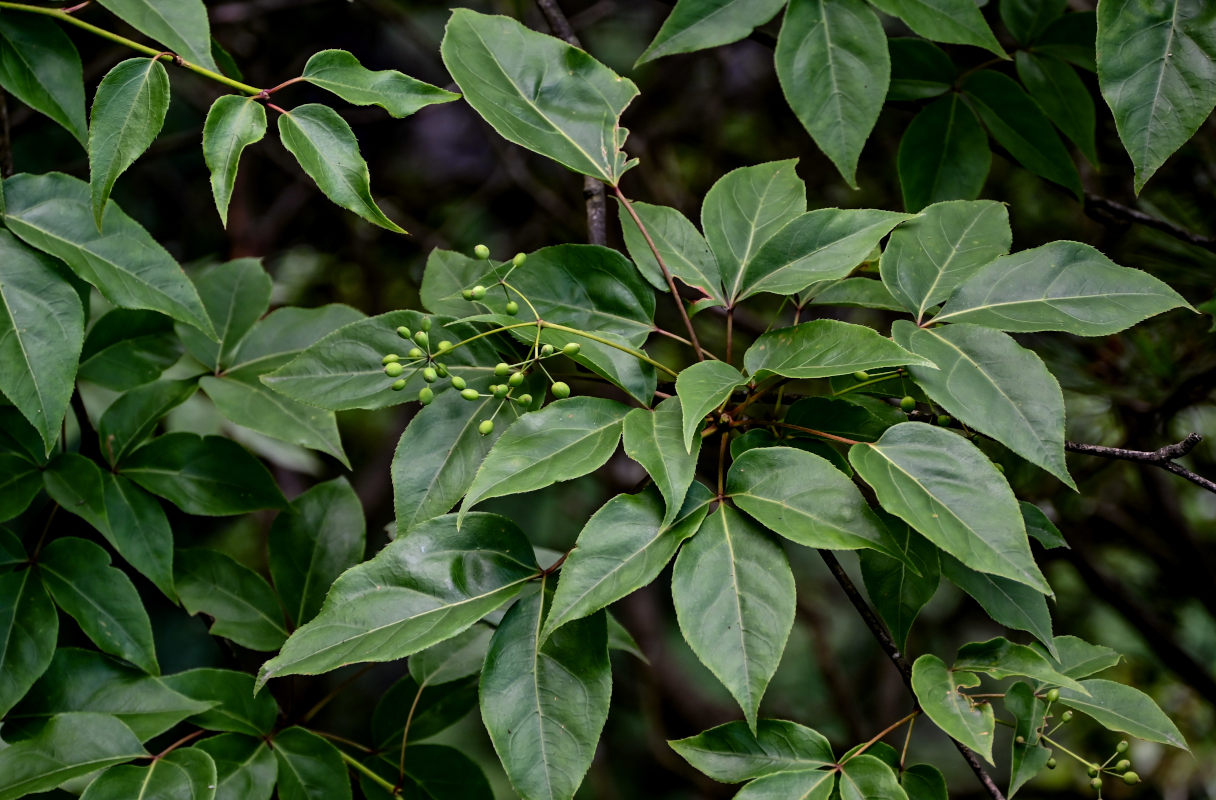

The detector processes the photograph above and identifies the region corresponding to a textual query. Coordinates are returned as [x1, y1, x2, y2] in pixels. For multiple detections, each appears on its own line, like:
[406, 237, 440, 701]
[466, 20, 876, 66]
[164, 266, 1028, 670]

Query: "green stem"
[840, 711, 920, 765]
[0, 2, 263, 95]
[337, 749, 399, 795]
[832, 370, 903, 396]
[541, 321, 678, 378]
[1039, 733, 1095, 770]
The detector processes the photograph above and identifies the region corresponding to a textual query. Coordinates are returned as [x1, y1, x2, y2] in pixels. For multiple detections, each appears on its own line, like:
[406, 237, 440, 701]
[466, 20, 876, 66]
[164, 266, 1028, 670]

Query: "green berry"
[994, 462, 1006, 473]
[508, 371, 525, 387]
[852, 371, 870, 381]
[471, 285, 487, 300]
[494, 362, 510, 377]
[407, 347, 424, 359]
[474, 243, 491, 259]
[384, 362, 404, 377]
[505, 300, 519, 315]
[516, 393, 532, 406]
[478, 419, 494, 436]
[1088, 766, 1100, 777]
[1122, 772, 1140, 785]
[1046, 758, 1057, 769]
[391, 378, 407, 391]
[551, 381, 571, 399]
[422, 367, 438, 383]
[435, 363, 449, 378]
[1062, 711, 1074, 723]
[1015, 735, 1026, 744]
[936, 414, 952, 426]
[462, 289, 474, 301]
[413, 331, 429, 347]
[418, 387, 434, 405]
[460, 388, 480, 401]
[512, 252, 527, 267]
[1090, 777, 1102, 791]
[421, 318, 432, 332]
[540, 344, 555, 356]
[1046, 688, 1060, 703]
[382, 354, 400, 365]
[437, 340, 452, 352]
[899, 395, 916, 412]
[1116, 740, 1129, 754]
[396, 326, 411, 339]
[1115, 760, 1131, 773]
[493, 384, 509, 398]
[562, 342, 581, 356]
[451, 376, 467, 390]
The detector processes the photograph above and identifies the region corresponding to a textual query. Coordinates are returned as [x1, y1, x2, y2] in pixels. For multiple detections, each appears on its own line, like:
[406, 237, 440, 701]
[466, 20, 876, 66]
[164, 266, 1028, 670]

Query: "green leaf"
[808, 277, 904, 310]
[941, 554, 1055, 652]
[38, 537, 158, 674]
[176, 549, 288, 651]
[258, 513, 537, 686]
[194, 734, 276, 800]
[0, 458, 39, 522]
[858, 518, 940, 649]
[839, 754, 908, 800]
[441, 9, 638, 185]
[910, 653, 995, 763]
[94, 0, 218, 71]
[178, 258, 272, 371]
[900, 763, 948, 800]
[88, 58, 170, 225]
[888, 38, 955, 101]
[1037, 11, 1096, 72]
[1021, 502, 1068, 549]
[1034, 635, 1120, 679]
[934, 241, 1192, 333]
[543, 485, 712, 639]
[703, 160, 806, 302]
[733, 769, 835, 800]
[301, 49, 458, 117]
[675, 360, 747, 451]
[739, 209, 910, 299]
[0, 11, 87, 144]
[0, 568, 56, 717]
[897, 94, 990, 213]
[744, 319, 931, 381]
[372, 674, 478, 747]
[277, 103, 404, 233]
[961, 70, 1081, 196]
[637, 0, 786, 64]
[203, 96, 266, 226]
[850, 423, 1049, 592]
[672, 506, 795, 732]
[43, 454, 176, 599]
[272, 727, 353, 800]
[227, 303, 365, 373]
[1057, 679, 1188, 750]
[893, 321, 1073, 487]
[1015, 52, 1098, 164]
[776, 0, 890, 188]
[3, 172, 213, 335]
[268, 477, 365, 627]
[79, 748, 216, 800]
[668, 720, 834, 782]
[1005, 682, 1051, 797]
[97, 378, 198, 467]
[954, 637, 1084, 691]
[10, 648, 211, 740]
[623, 398, 699, 524]
[1097, 0, 1216, 192]
[480, 588, 610, 800]
[617, 200, 724, 303]
[0, 713, 145, 800]
[409, 624, 494, 687]
[161, 668, 278, 737]
[461, 397, 629, 517]
[729, 446, 895, 552]
[0, 527, 25, 569]
[0, 405, 48, 465]
[78, 309, 179, 391]
[0, 230, 84, 455]
[1000, 0, 1067, 44]
[879, 200, 1011, 321]
[122, 433, 286, 515]
[784, 395, 906, 443]
[867, 0, 1004, 55]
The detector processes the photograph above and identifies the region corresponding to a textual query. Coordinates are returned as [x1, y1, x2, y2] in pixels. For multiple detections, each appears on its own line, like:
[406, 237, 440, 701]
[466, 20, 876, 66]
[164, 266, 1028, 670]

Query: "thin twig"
[1066, 433, 1215, 494]
[1084, 193, 1216, 252]
[0, 89, 12, 178]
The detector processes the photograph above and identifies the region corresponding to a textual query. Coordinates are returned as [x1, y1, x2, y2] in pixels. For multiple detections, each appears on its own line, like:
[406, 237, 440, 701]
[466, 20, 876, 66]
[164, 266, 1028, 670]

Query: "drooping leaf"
[1097, 0, 1216, 192]
[480, 588, 611, 800]
[0, 568, 56, 717]
[268, 477, 365, 627]
[879, 200, 1010, 321]
[672, 506, 796, 732]
[277, 103, 405, 233]
[176, 549, 288, 651]
[617, 200, 724, 303]
[79, 747, 216, 800]
[177, 258, 272, 371]
[301, 49, 458, 117]
[0, 10, 87, 144]
[897, 94, 990, 213]
[202, 96, 266, 226]
[543, 485, 712, 639]
[954, 637, 1084, 691]
[272, 727, 353, 800]
[739, 209, 910, 299]
[1057, 679, 1188, 750]
[941, 555, 1055, 652]
[839, 755, 908, 800]
[910, 654, 995, 763]
[867, 0, 1004, 55]
[96, 378, 198, 467]
[744, 319, 931, 381]
[441, 8, 638, 185]
[0, 457, 40, 522]
[1015, 51, 1098, 164]
[88, 58, 170, 225]
[1021, 502, 1068, 549]
[121, 433, 286, 515]
[461, 397, 629, 517]
[1033, 635, 1121, 679]
[887, 37, 955, 101]
[3, 172, 213, 335]
[675, 360, 747, 451]
[893, 321, 1073, 487]
[193, 733, 277, 800]
[372, 673, 478, 747]
[850, 423, 1049, 592]
[858, 518, 940, 649]
[77, 309, 179, 391]
[668, 720, 834, 782]
[161, 668, 278, 737]
[1005, 681, 1051, 797]
[1001, 0, 1067, 43]
[38, 537, 158, 674]
[733, 769, 836, 800]
[637, 0, 786, 64]
[0, 713, 145, 800]
[409, 624, 494, 688]
[775, 0, 890, 187]
[94, 0, 218, 71]
[623, 398, 700, 524]
[934, 241, 1192, 334]
[0, 230, 84, 455]
[258, 513, 538, 686]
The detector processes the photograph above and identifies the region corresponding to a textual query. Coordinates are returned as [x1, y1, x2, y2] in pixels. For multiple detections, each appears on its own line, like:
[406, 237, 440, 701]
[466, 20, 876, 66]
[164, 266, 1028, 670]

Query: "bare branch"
[1066, 433, 1216, 494]
[1084, 193, 1216, 252]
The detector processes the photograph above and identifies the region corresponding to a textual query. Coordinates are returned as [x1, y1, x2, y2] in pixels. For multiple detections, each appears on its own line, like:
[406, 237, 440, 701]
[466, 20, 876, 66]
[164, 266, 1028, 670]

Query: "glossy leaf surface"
[637, 0, 785, 64]
[202, 96, 266, 226]
[623, 398, 699, 524]
[301, 49, 458, 117]
[79, 748, 216, 800]
[194, 734, 276, 800]
[161, 668, 278, 736]
[668, 719, 834, 782]
[122, 433, 286, 515]
[1057, 679, 1188, 750]
[675, 360, 746, 451]
[617, 200, 723, 303]
[272, 727, 353, 800]
[97, 378, 197, 466]
[0, 568, 56, 717]
[744, 319, 930, 381]
[910, 654, 995, 763]
[89, 58, 169, 224]
[0, 11, 87, 144]
[867, 0, 1004, 55]
[0, 713, 145, 800]
[897, 95, 989, 212]
[176, 549, 288, 652]
[94, 0, 218, 70]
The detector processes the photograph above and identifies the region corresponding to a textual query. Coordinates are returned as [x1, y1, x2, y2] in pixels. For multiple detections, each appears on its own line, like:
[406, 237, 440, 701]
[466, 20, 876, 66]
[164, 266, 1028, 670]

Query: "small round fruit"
[418, 387, 434, 405]
[396, 326, 411, 339]
[461, 289, 474, 301]
[384, 362, 404, 377]
[407, 347, 424, 359]
[540, 344, 555, 356]
[1016, 735, 1026, 744]
[435, 363, 449, 378]
[382, 354, 400, 365]
[422, 367, 438, 383]
[474, 243, 491, 259]
[478, 419, 494, 436]
[512, 252, 527, 267]
[1046, 758, 1057, 769]
[471, 285, 487, 300]
[492, 384, 509, 398]
[494, 362, 511, 377]
[936, 415, 952, 426]
[1115, 760, 1131, 773]
[508, 371, 525, 387]
[421, 318, 432, 332]
[1122, 772, 1140, 785]
[562, 342, 581, 356]
[1116, 740, 1129, 754]
[900, 395, 916, 412]
[391, 378, 407, 391]
[461, 388, 481, 401]
[413, 331, 429, 347]
[852, 371, 870, 382]
[551, 381, 571, 399]
[438, 340, 453, 352]
[1090, 777, 1102, 791]
[994, 462, 1006, 473]
[450, 376, 467, 390]
[1088, 766, 1099, 777]
[516, 393, 532, 406]
[1062, 711, 1074, 723]
[1046, 688, 1060, 703]
[505, 300, 519, 315]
